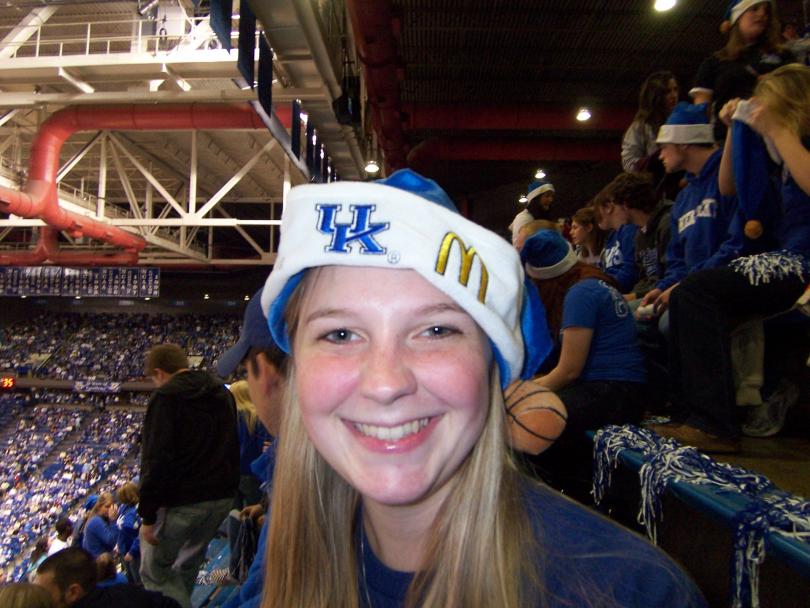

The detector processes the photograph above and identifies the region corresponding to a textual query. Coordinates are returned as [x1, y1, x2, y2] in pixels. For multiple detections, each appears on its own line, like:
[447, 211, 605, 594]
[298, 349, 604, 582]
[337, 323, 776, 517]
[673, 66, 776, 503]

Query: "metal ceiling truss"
[0, 0, 366, 266]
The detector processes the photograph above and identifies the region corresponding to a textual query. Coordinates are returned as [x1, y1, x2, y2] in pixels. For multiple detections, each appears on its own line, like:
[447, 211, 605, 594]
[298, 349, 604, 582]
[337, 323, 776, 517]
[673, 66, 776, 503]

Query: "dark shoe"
[742, 379, 800, 438]
[652, 424, 741, 454]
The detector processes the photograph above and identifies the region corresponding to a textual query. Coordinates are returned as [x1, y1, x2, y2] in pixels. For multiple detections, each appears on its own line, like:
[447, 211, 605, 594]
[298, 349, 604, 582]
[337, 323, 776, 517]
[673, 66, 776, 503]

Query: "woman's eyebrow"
[303, 307, 348, 324]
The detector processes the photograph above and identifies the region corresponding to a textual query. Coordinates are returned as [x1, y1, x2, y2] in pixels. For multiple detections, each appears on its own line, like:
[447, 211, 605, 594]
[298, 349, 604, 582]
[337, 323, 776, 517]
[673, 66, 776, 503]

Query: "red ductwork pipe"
[407, 137, 618, 173]
[0, 227, 138, 266]
[402, 105, 636, 132]
[346, 0, 408, 170]
[0, 103, 290, 263]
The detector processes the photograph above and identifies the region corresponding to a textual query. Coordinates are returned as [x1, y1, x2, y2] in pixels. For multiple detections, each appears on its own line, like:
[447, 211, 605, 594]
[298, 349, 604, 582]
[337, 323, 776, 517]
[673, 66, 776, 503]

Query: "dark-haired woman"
[622, 71, 679, 173]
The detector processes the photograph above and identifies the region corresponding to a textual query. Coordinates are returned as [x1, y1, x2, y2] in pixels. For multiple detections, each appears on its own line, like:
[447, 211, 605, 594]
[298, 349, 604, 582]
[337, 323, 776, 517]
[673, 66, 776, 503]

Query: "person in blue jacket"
[81, 493, 119, 560]
[229, 380, 273, 508]
[253, 169, 705, 607]
[639, 101, 743, 321]
[594, 183, 639, 294]
[116, 482, 141, 584]
[652, 65, 810, 452]
[215, 289, 288, 608]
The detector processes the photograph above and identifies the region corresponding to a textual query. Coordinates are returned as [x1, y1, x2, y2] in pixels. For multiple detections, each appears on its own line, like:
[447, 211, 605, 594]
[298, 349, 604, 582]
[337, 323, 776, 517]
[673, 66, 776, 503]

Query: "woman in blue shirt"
[523, 229, 646, 438]
[255, 171, 701, 608]
[81, 492, 119, 559]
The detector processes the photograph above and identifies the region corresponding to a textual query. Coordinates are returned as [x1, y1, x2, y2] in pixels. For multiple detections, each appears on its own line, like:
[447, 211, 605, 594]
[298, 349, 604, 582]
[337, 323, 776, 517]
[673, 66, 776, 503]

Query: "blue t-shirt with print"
[561, 279, 645, 383]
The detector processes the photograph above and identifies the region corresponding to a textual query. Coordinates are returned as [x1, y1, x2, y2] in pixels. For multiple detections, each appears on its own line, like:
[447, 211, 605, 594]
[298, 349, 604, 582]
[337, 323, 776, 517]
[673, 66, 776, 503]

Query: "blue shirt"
[238, 415, 273, 476]
[359, 481, 706, 607]
[561, 279, 645, 383]
[116, 503, 140, 558]
[657, 149, 743, 290]
[82, 515, 118, 559]
[601, 224, 639, 293]
[221, 443, 276, 608]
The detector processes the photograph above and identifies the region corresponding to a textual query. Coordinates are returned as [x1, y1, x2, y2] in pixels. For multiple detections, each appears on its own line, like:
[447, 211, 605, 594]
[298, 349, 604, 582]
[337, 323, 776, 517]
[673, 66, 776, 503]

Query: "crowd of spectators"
[1, 312, 240, 381]
[0, 402, 143, 581]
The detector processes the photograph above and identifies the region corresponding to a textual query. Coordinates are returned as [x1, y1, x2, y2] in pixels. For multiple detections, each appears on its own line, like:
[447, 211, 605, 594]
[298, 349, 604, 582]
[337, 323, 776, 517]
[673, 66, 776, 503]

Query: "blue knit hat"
[721, 1, 772, 33]
[656, 102, 715, 145]
[521, 229, 578, 280]
[526, 179, 555, 204]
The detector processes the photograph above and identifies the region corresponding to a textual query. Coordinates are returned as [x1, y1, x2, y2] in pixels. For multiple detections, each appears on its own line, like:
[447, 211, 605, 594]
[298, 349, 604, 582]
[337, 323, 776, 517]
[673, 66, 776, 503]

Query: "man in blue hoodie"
[639, 102, 743, 319]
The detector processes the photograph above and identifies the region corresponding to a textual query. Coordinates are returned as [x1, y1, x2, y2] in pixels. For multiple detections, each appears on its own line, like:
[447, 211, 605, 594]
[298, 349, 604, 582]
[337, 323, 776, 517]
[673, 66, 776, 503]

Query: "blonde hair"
[755, 64, 810, 138]
[260, 271, 541, 608]
[229, 380, 259, 434]
[0, 583, 54, 608]
[519, 219, 559, 239]
[90, 492, 114, 517]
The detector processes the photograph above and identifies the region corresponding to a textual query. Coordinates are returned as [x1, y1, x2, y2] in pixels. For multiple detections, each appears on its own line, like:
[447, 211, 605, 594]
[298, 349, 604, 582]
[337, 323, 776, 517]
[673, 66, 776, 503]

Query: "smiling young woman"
[255, 169, 706, 608]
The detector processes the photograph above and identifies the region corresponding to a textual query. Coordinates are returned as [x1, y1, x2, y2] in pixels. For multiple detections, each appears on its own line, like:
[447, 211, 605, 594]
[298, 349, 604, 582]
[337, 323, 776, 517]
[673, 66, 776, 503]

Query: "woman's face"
[738, 3, 770, 42]
[569, 220, 592, 246]
[293, 266, 491, 509]
[539, 191, 555, 210]
[665, 79, 679, 112]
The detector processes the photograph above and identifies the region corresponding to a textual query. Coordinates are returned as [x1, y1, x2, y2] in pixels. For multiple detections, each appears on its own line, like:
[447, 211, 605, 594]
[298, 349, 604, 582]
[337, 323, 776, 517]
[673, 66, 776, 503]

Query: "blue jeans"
[140, 497, 232, 608]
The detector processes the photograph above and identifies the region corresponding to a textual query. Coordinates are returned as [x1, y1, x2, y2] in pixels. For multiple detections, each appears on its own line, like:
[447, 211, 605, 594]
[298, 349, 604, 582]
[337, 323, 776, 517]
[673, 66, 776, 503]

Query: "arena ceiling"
[0, 0, 804, 264]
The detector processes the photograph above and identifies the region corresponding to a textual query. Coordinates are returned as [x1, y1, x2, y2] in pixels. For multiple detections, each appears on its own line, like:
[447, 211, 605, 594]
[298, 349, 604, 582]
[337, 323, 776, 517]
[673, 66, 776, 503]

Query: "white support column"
[57, 131, 104, 182]
[194, 139, 278, 218]
[0, 6, 58, 59]
[97, 135, 107, 218]
[110, 134, 187, 217]
[189, 130, 198, 215]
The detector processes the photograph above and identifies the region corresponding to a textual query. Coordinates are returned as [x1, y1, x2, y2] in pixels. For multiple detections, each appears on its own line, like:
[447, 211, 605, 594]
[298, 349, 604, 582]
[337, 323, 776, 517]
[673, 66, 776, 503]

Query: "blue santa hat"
[260, 168, 553, 387]
[656, 102, 715, 145]
[521, 229, 578, 280]
[721, 1, 772, 33]
[526, 179, 555, 204]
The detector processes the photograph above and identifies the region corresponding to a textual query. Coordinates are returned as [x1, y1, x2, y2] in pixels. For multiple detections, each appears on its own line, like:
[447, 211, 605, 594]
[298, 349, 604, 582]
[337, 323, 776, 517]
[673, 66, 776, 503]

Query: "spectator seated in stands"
[602, 173, 673, 303]
[522, 229, 646, 499]
[48, 518, 73, 556]
[638, 102, 743, 323]
[95, 552, 127, 588]
[510, 178, 557, 244]
[35, 547, 180, 607]
[569, 206, 606, 266]
[594, 182, 640, 294]
[81, 494, 118, 560]
[651, 64, 810, 451]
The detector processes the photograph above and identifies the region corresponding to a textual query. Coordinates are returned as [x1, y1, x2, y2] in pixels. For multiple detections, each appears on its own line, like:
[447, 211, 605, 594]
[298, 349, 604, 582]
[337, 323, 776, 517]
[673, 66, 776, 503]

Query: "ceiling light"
[654, 0, 677, 12]
[144, 297, 151, 301]
[244, 295, 250, 301]
[518, 194, 529, 204]
[204, 294, 210, 300]
[534, 169, 546, 180]
[576, 107, 592, 122]
[364, 159, 380, 175]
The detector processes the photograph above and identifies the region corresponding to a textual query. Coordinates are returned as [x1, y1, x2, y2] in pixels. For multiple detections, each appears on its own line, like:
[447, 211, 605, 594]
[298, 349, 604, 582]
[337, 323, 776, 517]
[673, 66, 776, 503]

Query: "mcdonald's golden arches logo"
[434, 232, 489, 303]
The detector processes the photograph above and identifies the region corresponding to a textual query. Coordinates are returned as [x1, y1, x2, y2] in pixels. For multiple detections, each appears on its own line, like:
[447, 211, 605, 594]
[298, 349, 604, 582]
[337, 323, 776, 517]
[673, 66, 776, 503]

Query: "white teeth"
[355, 418, 430, 441]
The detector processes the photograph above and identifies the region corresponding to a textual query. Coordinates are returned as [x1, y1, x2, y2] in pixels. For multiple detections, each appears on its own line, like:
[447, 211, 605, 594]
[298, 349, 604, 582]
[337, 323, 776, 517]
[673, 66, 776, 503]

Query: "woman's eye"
[321, 328, 355, 343]
[422, 326, 457, 338]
